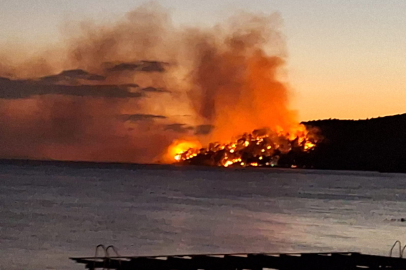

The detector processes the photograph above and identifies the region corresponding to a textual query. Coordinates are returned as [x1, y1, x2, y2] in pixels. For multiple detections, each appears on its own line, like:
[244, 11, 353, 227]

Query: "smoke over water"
[0, 4, 307, 164]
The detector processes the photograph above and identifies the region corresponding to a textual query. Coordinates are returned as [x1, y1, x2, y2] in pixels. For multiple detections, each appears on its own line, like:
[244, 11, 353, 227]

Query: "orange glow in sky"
[1, 0, 405, 121]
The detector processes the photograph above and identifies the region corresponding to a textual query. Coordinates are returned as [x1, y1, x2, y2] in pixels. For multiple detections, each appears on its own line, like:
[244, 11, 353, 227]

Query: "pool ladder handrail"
[93, 244, 121, 270]
[390, 240, 406, 258]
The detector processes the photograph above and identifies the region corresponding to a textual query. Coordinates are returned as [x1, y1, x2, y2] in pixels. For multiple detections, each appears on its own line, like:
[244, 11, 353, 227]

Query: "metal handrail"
[106, 245, 121, 258]
[94, 244, 108, 270]
[94, 244, 107, 258]
[390, 241, 402, 258]
[95, 245, 121, 269]
[107, 245, 122, 268]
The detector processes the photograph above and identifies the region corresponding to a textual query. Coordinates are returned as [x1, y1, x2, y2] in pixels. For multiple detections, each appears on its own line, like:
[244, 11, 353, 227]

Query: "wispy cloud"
[0, 76, 143, 99]
[120, 113, 167, 122]
[164, 123, 194, 133]
[40, 69, 106, 83]
[105, 61, 168, 73]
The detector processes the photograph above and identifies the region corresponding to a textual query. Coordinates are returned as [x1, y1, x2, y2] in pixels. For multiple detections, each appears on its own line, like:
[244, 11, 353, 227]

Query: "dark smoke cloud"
[141, 87, 170, 93]
[0, 76, 144, 99]
[195, 124, 214, 135]
[163, 123, 214, 135]
[105, 61, 168, 73]
[121, 114, 167, 122]
[40, 69, 106, 83]
[184, 12, 296, 142]
[0, 3, 294, 163]
[164, 123, 194, 133]
[0, 95, 179, 162]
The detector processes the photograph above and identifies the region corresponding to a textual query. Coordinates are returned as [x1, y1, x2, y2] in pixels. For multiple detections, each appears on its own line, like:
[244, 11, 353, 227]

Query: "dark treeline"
[302, 113, 406, 173]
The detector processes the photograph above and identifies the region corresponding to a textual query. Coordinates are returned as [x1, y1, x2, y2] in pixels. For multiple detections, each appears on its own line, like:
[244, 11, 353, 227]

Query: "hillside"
[305, 113, 406, 172]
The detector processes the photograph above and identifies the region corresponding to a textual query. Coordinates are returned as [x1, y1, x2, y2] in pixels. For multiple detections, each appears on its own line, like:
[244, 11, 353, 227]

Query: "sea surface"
[1, 163, 406, 270]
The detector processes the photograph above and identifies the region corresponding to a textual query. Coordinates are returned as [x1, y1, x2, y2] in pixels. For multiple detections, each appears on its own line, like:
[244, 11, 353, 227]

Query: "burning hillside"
[168, 125, 318, 168]
[159, 8, 319, 168]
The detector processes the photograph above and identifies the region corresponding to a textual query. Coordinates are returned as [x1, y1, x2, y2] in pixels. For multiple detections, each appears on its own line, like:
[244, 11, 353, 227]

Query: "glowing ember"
[304, 141, 316, 150]
[170, 124, 318, 168]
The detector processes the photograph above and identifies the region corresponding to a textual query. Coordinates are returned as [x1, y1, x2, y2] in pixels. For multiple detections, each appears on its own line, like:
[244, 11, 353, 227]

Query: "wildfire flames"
[168, 125, 318, 167]
[164, 139, 202, 163]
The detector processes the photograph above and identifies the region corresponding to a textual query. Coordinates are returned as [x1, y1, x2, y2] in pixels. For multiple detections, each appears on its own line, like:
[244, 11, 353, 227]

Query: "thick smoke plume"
[186, 14, 297, 143]
[0, 4, 299, 163]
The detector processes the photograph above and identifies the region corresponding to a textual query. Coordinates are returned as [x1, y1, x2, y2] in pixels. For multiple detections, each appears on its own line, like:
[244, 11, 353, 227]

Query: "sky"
[1, 0, 406, 121]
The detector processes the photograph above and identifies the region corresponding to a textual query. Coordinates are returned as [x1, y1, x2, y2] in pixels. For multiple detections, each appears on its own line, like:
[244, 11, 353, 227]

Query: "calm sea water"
[1, 163, 406, 270]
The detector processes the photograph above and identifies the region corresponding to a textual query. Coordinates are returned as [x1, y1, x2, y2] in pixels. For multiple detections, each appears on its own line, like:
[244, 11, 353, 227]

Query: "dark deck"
[71, 252, 406, 270]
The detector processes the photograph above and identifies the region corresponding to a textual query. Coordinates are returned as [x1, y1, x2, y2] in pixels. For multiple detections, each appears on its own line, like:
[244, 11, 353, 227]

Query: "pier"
[71, 251, 406, 270]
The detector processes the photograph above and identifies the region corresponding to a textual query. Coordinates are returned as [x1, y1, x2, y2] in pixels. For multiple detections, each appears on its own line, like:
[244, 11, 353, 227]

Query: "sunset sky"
[1, 0, 405, 121]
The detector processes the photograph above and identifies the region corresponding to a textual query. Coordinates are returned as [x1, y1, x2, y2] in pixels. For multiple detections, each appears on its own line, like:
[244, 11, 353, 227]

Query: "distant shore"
[0, 157, 405, 174]
[1, 113, 406, 174]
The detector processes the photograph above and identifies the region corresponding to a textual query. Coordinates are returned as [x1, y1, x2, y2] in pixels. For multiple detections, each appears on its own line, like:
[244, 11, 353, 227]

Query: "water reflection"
[1, 165, 406, 269]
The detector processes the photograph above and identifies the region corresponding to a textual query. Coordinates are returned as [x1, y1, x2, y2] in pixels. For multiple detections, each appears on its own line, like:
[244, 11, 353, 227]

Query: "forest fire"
[0, 4, 317, 165]
[170, 124, 318, 168]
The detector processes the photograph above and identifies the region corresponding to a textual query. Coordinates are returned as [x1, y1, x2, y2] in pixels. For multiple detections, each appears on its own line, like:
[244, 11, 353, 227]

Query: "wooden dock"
[71, 252, 406, 270]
